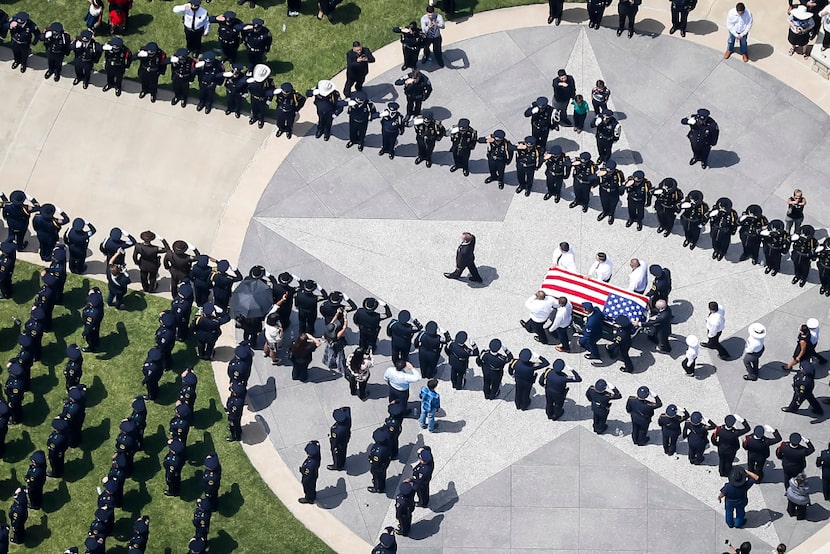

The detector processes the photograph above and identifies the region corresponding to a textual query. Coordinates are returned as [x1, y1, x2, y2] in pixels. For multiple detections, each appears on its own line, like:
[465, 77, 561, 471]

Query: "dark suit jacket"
[456, 235, 476, 267]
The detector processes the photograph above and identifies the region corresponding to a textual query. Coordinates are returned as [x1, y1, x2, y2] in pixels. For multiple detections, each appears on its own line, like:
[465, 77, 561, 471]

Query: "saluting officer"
[70, 30, 102, 89]
[569, 151, 597, 212]
[743, 424, 781, 482]
[653, 177, 683, 237]
[9, 12, 39, 73]
[274, 82, 306, 139]
[308, 79, 342, 141]
[172, 0, 210, 54]
[102, 37, 132, 96]
[624, 170, 651, 231]
[596, 159, 624, 224]
[239, 18, 272, 66]
[327, 407, 351, 471]
[594, 110, 621, 163]
[388, 310, 422, 365]
[524, 96, 554, 149]
[247, 64, 275, 129]
[195, 51, 224, 114]
[791, 225, 818, 287]
[133, 231, 169, 293]
[393, 22, 424, 71]
[681, 108, 719, 169]
[344, 91, 376, 151]
[476, 338, 512, 400]
[761, 219, 790, 276]
[542, 145, 571, 202]
[136, 42, 167, 103]
[708, 197, 738, 260]
[223, 63, 247, 118]
[352, 298, 391, 353]
[412, 110, 445, 167]
[414, 321, 447, 379]
[626, 385, 662, 446]
[539, 359, 581, 421]
[509, 349, 549, 411]
[42, 22, 71, 82]
[445, 331, 478, 390]
[170, 48, 196, 108]
[482, 130, 513, 189]
[679, 189, 708, 250]
[738, 204, 767, 264]
[396, 69, 433, 123]
[514, 136, 543, 197]
[776, 433, 815, 490]
[5, 364, 24, 425]
[210, 11, 242, 62]
[683, 411, 716, 465]
[296, 279, 326, 335]
[585, 378, 622, 434]
[298, 440, 321, 504]
[816, 238, 830, 297]
[448, 118, 477, 176]
[658, 404, 689, 456]
[32, 204, 68, 262]
[711, 414, 751, 477]
[1, 190, 39, 249]
[378, 102, 405, 159]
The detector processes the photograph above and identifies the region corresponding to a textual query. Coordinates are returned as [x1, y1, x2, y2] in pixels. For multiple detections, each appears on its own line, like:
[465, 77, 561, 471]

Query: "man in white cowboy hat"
[247, 64, 274, 129]
[742, 323, 766, 381]
[807, 318, 827, 364]
[307, 79, 342, 141]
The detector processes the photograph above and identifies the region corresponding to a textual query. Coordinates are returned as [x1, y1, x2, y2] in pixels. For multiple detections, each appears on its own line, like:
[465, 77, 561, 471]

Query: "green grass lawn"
[0, 261, 332, 552]
[11, 0, 541, 96]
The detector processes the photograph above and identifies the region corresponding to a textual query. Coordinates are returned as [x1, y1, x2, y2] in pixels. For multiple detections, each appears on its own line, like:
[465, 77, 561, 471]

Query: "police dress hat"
[235, 344, 252, 359]
[489, 338, 502, 351]
[493, 130, 506, 139]
[458, 118, 470, 127]
[109, 37, 124, 47]
[419, 446, 433, 462]
[388, 402, 405, 417]
[147, 347, 163, 362]
[518, 348, 532, 362]
[717, 197, 733, 211]
[603, 109, 614, 116]
[800, 225, 815, 238]
[252, 17, 265, 25]
[728, 467, 748, 487]
[549, 145, 563, 155]
[388, 102, 400, 110]
[421, 109, 434, 120]
[49, 22, 64, 32]
[191, 0, 202, 5]
[807, 318, 819, 330]
[535, 96, 548, 106]
[52, 417, 68, 431]
[217, 260, 230, 273]
[753, 425, 765, 439]
[615, 314, 631, 328]
[304, 440, 320, 456]
[379, 530, 396, 548]
[551, 359, 565, 372]
[746, 204, 762, 217]
[132, 395, 146, 413]
[688, 190, 703, 203]
[160, 311, 176, 327]
[399, 481, 415, 495]
[197, 497, 212, 512]
[249, 265, 266, 279]
[52, 246, 66, 262]
[302, 279, 317, 292]
[252, 64, 272, 83]
[696, 108, 710, 118]
[175, 404, 192, 418]
[455, 330, 468, 343]
[232, 63, 245, 71]
[169, 438, 185, 453]
[202, 51, 216, 60]
[690, 411, 702, 424]
[9, 190, 25, 203]
[40, 204, 56, 217]
[372, 427, 390, 444]
[581, 301, 594, 311]
[223, 10, 237, 18]
[17, 334, 32, 349]
[14, 12, 29, 21]
[32, 306, 46, 320]
[85, 537, 103, 550]
[316, 79, 336, 96]
[352, 90, 368, 102]
[398, 309, 411, 322]
[424, 321, 438, 334]
[632, 170, 645, 179]
[748, 323, 766, 339]
[67, 344, 82, 359]
[579, 151, 591, 160]
[605, 160, 617, 169]
[175, 47, 189, 58]
[120, 420, 136, 433]
[277, 272, 292, 285]
[724, 415, 736, 428]
[68, 386, 86, 402]
[768, 219, 785, 231]
[230, 380, 246, 396]
[328, 291, 344, 305]
[333, 406, 351, 423]
[666, 404, 677, 416]
[205, 454, 220, 470]
[595, 378, 607, 392]
[43, 272, 58, 287]
[0, 241, 16, 255]
[80, 30, 93, 39]
[172, 240, 188, 254]
[183, 370, 198, 386]
[636, 385, 650, 399]
[363, 297, 379, 311]
[790, 432, 802, 445]
[7, 362, 23, 378]
[103, 477, 119, 493]
[524, 135, 536, 145]
[685, 335, 699, 347]
[801, 360, 816, 375]
[189, 537, 207, 553]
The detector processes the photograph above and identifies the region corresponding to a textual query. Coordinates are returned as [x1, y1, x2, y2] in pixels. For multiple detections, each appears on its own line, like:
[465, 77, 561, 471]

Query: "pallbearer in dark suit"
[444, 232, 482, 282]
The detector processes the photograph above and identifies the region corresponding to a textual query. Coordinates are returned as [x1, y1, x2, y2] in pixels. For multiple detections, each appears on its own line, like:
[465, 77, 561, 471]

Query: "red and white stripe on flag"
[540, 267, 649, 311]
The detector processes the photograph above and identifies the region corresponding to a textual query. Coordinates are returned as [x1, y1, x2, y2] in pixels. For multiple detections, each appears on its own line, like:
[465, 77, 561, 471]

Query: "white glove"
[738, 215, 748, 222]
[377, 300, 387, 307]
[312, 88, 320, 95]
[186, 242, 196, 252]
[531, 106, 539, 114]
[348, 99, 356, 107]
[687, 116, 696, 124]
[698, 224, 705, 229]
[791, 233, 800, 241]
[470, 341, 477, 349]
[195, 61, 205, 68]
[708, 209, 718, 217]
[45, 31, 53, 38]
[246, 77, 255, 84]
[274, 87, 283, 95]
[380, 109, 390, 118]
[413, 116, 424, 126]
[137, 50, 148, 58]
[229, 263, 237, 272]
[222, 71, 233, 78]
[214, 305, 224, 314]
[594, 116, 603, 126]
[75, 40, 83, 48]
[171, 56, 180, 64]
[734, 414, 744, 424]
[817, 246, 826, 253]
[54, 206, 64, 216]
[680, 202, 691, 209]
[760, 229, 771, 237]
[450, 127, 459, 134]
[764, 424, 775, 435]
[801, 436, 810, 447]
[342, 293, 351, 302]
[653, 188, 664, 196]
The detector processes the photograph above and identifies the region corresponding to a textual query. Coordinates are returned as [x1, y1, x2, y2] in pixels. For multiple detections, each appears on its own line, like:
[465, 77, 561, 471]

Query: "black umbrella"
[230, 278, 273, 319]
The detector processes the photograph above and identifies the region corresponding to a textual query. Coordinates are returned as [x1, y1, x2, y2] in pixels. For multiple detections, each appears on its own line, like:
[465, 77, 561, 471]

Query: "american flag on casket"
[541, 267, 649, 323]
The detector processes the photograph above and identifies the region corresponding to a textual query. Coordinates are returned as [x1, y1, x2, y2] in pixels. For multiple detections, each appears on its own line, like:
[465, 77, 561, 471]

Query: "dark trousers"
[548, 0, 564, 19]
[331, 442, 347, 469]
[483, 370, 503, 399]
[628, 200, 645, 223]
[450, 364, 466, 389]
[588, 5, 606, 26]
[349, 121, 369, 145]
[682, 218, 702, 246]
[545, 391, 566, 420]
[423, 35, 444, 67]
[416, 137, 437, 161]
[251, 97, 268, 123]
[787, 501, 807, 520]
[688, 440, 705, 464]
[47, 53, 65, 76]
[546, 175, 565, 198]
[553, 326, 570, 351]
[516, 166, 535, 190]
[48, 451, 65, 477]
[227, 92, 243, 115]
[592, 410, 609, 433]
[74, 61, 94, 85]
[197, 339, 217, 360]
[277, 110, 297, 132]
[691, 143, 712, 164]
[647, 329, 671, 352]
[488, 159, 507, 182]
[573, 181, 591, 207]
[106, 67, 125, 90]
[228, 415, 242, 440]
[358, 330, 379, 353]
[297, 310, 316, 335]
[397, 508, 413, 535]
[173, 77, 191, 102]
[139, 70, 160, 96]
[390, 345, 410, 366]
[139, 269, 159, 293]
[85, 328, 100, 351]
[747, 455, 766, 482]
[416, 479, 430, 507]
[740, 233, 762, 262]
[402, 46, 419, 70]
[822, 475, 830, 501]
[184, 28, 203, 53]
[419, 354, 439, 379]
[631, 420, 649, 445]
[382, 131, 399, 154]
[343, 71, 366, 97]
[515, 382, 532, 410]
[452, 148, 472, 171]
[599, 191, 619, 217]
[145, 376, 160, 400]
[317, 113, 336, 138]
[663, 430, 680, 455]
[763, 246, 784, 272]
[11, 43, 30, 66]
[619, 346, 633, 372]
[670, 7, 688, 30]
[221, 43, 239, 63]
[301, 476, 317, 502]
[405, 98, 423, 120]
[787, 391, 824, 415]
[527, 320, 548, 343]
[656, 205, 677, 232]
[596, 139, 613, 163]
[348, 376, 368, 399]
[247, 50, 265, 67]
[198, 85, 217, 109]
[718, 448, 737, 477]
[578, 334, 599, 358]
[292, 362, 310, 382]
[370, 465, 386, 492]
[618, 8, 637, 32]
[703, 332, 730, 359]
[574, 111, 587, 131]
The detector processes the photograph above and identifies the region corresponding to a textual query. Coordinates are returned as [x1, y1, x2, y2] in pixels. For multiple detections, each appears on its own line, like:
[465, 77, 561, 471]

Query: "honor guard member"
[681, 108, 719, 168]
[24, 451, 46, 510]
[211, 260, 242, 312]
[708, 197, 739, 260]
[761, 219, 790, 276]
[653, 177, 683, 237]
[395, 479, 417, 536]
[613, 314, 635, 372]
[0, 241, 15, 298]
[524, 96, 554, 149]
[658, 405, 689, 456]
[396, 69, 433, 122]
[133, 231, 168, 293]
[414, 322, 447, 379]
[64, 218, 95, 274]
[328, 407, 351, 471]
[0, 400, 10, 458]
[587, 0, 611, 29]
[393, 22, 424, 71]
[743, 425, 781, 481]
[817, 239, 830, 296]
[712, 414, 751, 477]
[448, 118, 477, 176]
[413, 110, 445, 167]
[777, 433, 815, 490]
[188, 537, 207, 554]
[782, 360, 823, 416]
[481, 130, 513, 189]
[738, 204, 767, 264]
[227, 343, 253, 388]
[679, 189, 708, 250]
[307, 79, 342, 141]
[64, 344, 83, 391]
[225, 380, 245, 441]
[247, 64, 275, 129]
[269, 272, 295, 332]
[594, 110, 621, 163]
[273, 82, 306, 138]
[596, 159, 624, 223]
[222, 63, 247, 118]
[298, 440, 321, 504]
[71, 30, 101, 89]
[669, 0, 695, 36]
[344, 41, 375, 97]
[367, 428, 392, 493]
[548, 0, 564, 24]
[626, 386, 662, 446]
[624, 170, 651, 230]
[373, 527, 397, 554]
[46, 245, 68, 303]
[9, 12, 39, 72]
[129, 396, 147, 449]
[539, 359, 581, 421]
[128, 515, 150, 553]
[412, 446, 434, 508]
[172, 283, 195, 341]
[378, 102, 405, 159]
[542, 145, 571, 202]
[476, 338, 512, 400]
[190, 255, 214, 307]
[817, 442, 830, 501]
[683, 411, 715, 464]
[514, 136, 543, 196]
[170, 403, 192, 446]
[136, 42, 167, 103]
[179, 368, 199, 411]
[192, 498, 212, 541]
[46, 417, 69, 477]
[173, 0, 210, 54]
[202, 453, 222, 505]
[354, 297, 392, 353]
[509, 349, 549, 411]
[579, 302, 603, 359]
[194, 51, 224, 114]
[64, 386, 88, 448]
[345, 91, 377, 151]
[8, 488, 27, 544]
[4, 364, 24, 424]
[617, 0, 641, 37]
[387, 310, 422, 364]
[0, 190, 39, 249]
[170, 48, 196, 108]
[569, 151, 598, 212]
[296, 279, 326, 335]
[194, 302, 230, 360]
[239, 18, 272, 66]
[385, 400, 405, 460]
[42, 22, 71, 81]
[586, 379, 621, 434]
[155, 311, 177, 369]
[210, 11, 242, 62]
[24, 307, 46, 362]
[101, 37, 131, 95]
[790, 225, 818, 287]
[82, 287, 104, 352]
[445, 331, 478, 390]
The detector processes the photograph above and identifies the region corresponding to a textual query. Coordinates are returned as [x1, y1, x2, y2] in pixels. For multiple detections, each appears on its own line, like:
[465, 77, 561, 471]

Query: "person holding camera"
[344, 41, 375, 97]
[106, 251, 131, 310]
[420, 6, 445, 67]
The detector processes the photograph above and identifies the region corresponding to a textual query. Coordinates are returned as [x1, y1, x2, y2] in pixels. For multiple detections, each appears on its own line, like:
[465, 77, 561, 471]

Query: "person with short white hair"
[588, 252, 613, 282]
[522, 291, 557, 344]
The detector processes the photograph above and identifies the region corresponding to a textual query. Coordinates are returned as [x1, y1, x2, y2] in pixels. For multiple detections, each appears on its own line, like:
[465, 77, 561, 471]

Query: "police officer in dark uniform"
[616, 0, 641, 37]
[4, 364, 24, 425]
[170, 403, 192, 447]
[46, 417, 69, 477]
[738, 204, 767, 264]
[194, 302, 230, 360]
[569, 151, 598, 212]
[70, 30, 101, 89]
[172, 283, 195, 341]
[542, 145, 571, 202]
[782, 360, 823, 416]
[345, 91, 376, 151]
[397, 69, 432, 123]
[514, 136, 543, 197]
[482, 130, 513, 189]
[354, 297, 392, 353]
[367, 428, 392, 493]
[296, 279, 326, 335]
[387, 310, 422, 364]
[228, 343, 252, 389]
[130, 396, 147, 450]
[24, 306, 46, 363]
[9, 12, 39, 72]
[8, 488, 27, 544]
[327, 407, 351, 471]
[163, 439, 186, 496]
[524, 96, 554, 149]
[269, 272, 296, 332]
[509, 349, 549, 411]
[393, 22, 424, 71]
[412, 446, 434, 508]
[0, 400, 10, 458]
[414, 321, 447, 379]
[708, 197, 738, 260]
[179, 369, 198, 411]
[683, 411, 715, 464]
[585, 378, 621, 434]
[190, 255, 214, 307]
[42, 22, 71, 81]
[445, 331, 478, 390]
[210, 11, 242, 62]
[192, 498, 212, 541]
[596, 159, 624, 224]
[128, 515, 150, 553]
[212, 260, 242, 313]
[372, 527, 397, 554]
[0, 190, 39, 249]
[64, 385, 87, 448]
[612, 314, 635, 373]
[170, 48, 196, 107]
[657, 404, 688, 456]
[594, 110, 621, 163]
[273, 82, 306, 138]
[817, 238, 830, 296]
[132, 231, 169, 293]
[385, 402, 405, 460]
[743, 425, 781, 482]
[307, 80, 342, 141]
[223, 63, 247, 118]
[652, 177, 683, 237]
[136, 42, 167, 103]
[624, 170, 651, 231]
[448, 118, 477, 176]
[0, 241, 16, 299]
[24, 451, 46, 510]
[298, 440, 321, 504]
[669, 0, 695, 36]
[776, 433, 815, 490]
[63, 218, 96, 274]
[761, 219, 790, 276]
[413, 110, 445, 167]
[101, 37, 132, 96]
[539, 359, 581, 420]
[195, 51, 224, 114]
[239, 18, 272, 66]
[378, 102, 405, 159]
[680, 189, 708, 250]
[791, 225, 818, 287]
[626, 385, 662, 445]
[395, 479, 417, 536]
[63, 344, 83, 391]
[202, 453, 222, 505]
[681, 108, 719, 168]
[225, 380, 245, 441]
[155, 311, 177, 370]
[711, 414, 751, 477]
